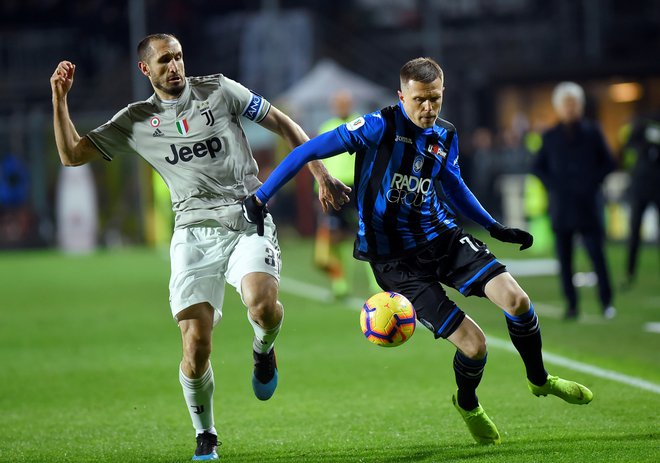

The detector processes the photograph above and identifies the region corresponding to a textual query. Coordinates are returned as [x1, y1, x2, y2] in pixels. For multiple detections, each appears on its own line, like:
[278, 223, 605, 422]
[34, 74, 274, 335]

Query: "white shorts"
[169, 216, 281, 325]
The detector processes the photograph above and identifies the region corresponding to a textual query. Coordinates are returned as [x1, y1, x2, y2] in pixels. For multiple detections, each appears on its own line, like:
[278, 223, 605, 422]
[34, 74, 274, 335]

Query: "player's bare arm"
[50, 60, 102, 166]
[258, 106, 351, 212]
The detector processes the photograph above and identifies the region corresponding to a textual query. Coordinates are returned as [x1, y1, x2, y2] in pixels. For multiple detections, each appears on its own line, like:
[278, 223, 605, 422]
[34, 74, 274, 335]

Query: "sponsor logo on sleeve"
[346, 117, 365, 131]
[243, 93, 264, 121]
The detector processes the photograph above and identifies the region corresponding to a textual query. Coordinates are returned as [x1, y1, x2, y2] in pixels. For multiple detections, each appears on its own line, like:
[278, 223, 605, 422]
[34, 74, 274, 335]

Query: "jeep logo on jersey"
[242, 93, 264, 121]
[386, 173, 432, 207]
[164, 137, 222, 165]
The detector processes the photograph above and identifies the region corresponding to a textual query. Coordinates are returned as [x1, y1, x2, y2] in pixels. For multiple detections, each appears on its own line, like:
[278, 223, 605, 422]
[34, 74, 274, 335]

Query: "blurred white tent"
[276, 59, 392, 135]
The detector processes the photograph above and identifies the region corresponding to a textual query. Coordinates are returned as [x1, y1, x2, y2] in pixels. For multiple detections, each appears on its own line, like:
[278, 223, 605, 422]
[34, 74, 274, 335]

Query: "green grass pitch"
[0, 232, 658, 462]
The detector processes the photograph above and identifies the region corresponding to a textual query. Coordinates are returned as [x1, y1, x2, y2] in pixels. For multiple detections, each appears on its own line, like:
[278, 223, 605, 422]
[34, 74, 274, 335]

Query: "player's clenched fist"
[50, 61, 76, 100]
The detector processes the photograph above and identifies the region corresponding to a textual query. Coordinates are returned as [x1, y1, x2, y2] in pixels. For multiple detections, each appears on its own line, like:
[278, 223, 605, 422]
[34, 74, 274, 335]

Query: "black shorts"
[370, 227, 506, 339]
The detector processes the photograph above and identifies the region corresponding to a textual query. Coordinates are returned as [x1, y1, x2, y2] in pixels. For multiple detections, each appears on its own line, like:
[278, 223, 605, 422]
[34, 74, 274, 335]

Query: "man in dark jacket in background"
[533, 82, 617, 320]
[621, 110, 660, 287]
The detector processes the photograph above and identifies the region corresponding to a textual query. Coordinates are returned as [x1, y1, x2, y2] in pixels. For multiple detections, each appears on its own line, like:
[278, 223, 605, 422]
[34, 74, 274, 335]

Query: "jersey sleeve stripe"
[255, 102, 271, 123]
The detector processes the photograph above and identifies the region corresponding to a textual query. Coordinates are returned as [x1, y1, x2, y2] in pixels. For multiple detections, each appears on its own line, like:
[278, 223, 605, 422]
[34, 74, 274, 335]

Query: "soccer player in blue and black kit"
[243, 58, 593, 445]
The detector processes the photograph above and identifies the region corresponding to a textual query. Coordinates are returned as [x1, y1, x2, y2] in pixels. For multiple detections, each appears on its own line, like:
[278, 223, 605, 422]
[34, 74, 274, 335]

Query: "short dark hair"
[137, 33, 179, 62]
[400, 57, 444, 87]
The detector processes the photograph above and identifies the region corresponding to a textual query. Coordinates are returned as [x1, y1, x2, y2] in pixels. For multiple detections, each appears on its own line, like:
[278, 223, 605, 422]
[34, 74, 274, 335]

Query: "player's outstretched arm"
[258, 106, 350, 212]
[50, 61, 102, 166]
[244, 131, 351, 237]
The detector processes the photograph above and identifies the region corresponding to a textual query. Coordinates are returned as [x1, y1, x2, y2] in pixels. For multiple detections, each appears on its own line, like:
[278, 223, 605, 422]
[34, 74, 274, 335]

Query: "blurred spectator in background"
[0, 153, 35, 248]
[464, 127, 501, 220]
[620, 109, 660, 287]
[532, 82, 617, 320]
[0, 153, 29, 209]
[314, 90, 378, 298]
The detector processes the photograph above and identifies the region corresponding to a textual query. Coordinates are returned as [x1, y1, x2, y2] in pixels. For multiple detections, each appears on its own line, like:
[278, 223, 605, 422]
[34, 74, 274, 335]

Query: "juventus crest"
[199, 101, 215, 126]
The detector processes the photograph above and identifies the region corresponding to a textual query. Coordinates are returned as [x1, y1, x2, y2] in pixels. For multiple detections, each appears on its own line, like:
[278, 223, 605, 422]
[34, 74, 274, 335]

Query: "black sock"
[505, 304, 548, 386]
[453, 350, 487, 411]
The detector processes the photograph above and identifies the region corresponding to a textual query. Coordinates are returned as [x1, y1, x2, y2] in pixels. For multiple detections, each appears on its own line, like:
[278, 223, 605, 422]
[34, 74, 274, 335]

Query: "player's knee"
[460, 331, 488, 360]
[243, 275, 279, 319]
[248, 298, 282, 329]
[503, 289, 531, 316]
[461, 339, 487, 360]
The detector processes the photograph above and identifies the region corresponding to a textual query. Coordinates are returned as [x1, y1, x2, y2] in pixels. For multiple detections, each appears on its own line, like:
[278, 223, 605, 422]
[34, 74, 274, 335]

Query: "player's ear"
[397, 90, 404, 102]
[138, 61, 150, 77]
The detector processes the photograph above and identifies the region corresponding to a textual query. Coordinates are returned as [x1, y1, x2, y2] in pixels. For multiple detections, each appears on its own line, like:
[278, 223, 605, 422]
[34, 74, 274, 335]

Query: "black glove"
[242, 194, 268, 236]
[487, 222, 533, 251]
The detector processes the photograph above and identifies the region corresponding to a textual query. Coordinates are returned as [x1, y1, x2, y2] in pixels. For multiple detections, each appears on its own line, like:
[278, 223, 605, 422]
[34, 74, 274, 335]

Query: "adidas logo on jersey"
[153, 128, 164, 137]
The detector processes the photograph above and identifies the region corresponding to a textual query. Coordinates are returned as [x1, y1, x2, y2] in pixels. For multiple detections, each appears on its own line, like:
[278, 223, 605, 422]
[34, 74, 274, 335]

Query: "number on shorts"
[460, 236, 489, 254]
[265, 247, 278, 269]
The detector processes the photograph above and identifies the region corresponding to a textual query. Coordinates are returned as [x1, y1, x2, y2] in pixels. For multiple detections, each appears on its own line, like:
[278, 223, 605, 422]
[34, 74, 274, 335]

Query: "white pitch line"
[500, 258, 558, 277]
[280, 277, 660, 395]
[486, 338, 660, 395]
[644, 322, 660, 334]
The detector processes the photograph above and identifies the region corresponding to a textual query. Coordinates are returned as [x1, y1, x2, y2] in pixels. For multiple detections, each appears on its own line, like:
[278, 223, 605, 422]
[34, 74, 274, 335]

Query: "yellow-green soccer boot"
[528, 375, 593, 404]
[452, 394, 501, 445]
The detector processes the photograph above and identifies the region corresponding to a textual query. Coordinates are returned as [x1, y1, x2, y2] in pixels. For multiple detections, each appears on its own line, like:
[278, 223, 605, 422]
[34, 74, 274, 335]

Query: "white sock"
[248, 310, 283, 354]
[179, 364, 216, 436]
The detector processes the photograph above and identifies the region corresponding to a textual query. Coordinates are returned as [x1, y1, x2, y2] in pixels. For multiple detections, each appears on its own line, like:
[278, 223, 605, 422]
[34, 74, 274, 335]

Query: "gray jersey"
[87, 74, 271, 229]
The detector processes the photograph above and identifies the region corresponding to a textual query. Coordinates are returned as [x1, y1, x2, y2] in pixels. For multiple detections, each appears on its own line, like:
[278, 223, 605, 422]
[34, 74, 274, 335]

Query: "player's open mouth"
[168, 75, 182, 83]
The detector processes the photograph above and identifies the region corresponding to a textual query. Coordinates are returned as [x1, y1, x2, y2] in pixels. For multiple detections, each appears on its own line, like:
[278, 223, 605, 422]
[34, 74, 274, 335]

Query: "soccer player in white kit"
[50, 33, 350, 461]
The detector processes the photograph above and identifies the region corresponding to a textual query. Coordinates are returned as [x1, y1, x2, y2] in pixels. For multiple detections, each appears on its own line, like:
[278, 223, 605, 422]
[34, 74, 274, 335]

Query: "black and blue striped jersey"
[334, 102, 493, 261]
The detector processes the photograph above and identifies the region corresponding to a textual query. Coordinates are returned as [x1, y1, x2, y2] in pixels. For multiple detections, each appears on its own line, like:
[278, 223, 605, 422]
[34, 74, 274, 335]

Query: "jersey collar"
[149, 78, 191, 111]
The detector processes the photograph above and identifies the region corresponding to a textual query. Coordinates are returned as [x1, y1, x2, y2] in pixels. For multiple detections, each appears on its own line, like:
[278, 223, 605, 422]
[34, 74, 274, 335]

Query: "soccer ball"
[360, 291, 416, 347]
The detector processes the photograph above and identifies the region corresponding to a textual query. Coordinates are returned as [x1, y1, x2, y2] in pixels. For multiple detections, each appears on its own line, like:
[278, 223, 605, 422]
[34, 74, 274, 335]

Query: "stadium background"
[1, 0, 660, 246]
[0, 1, 659, 462]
